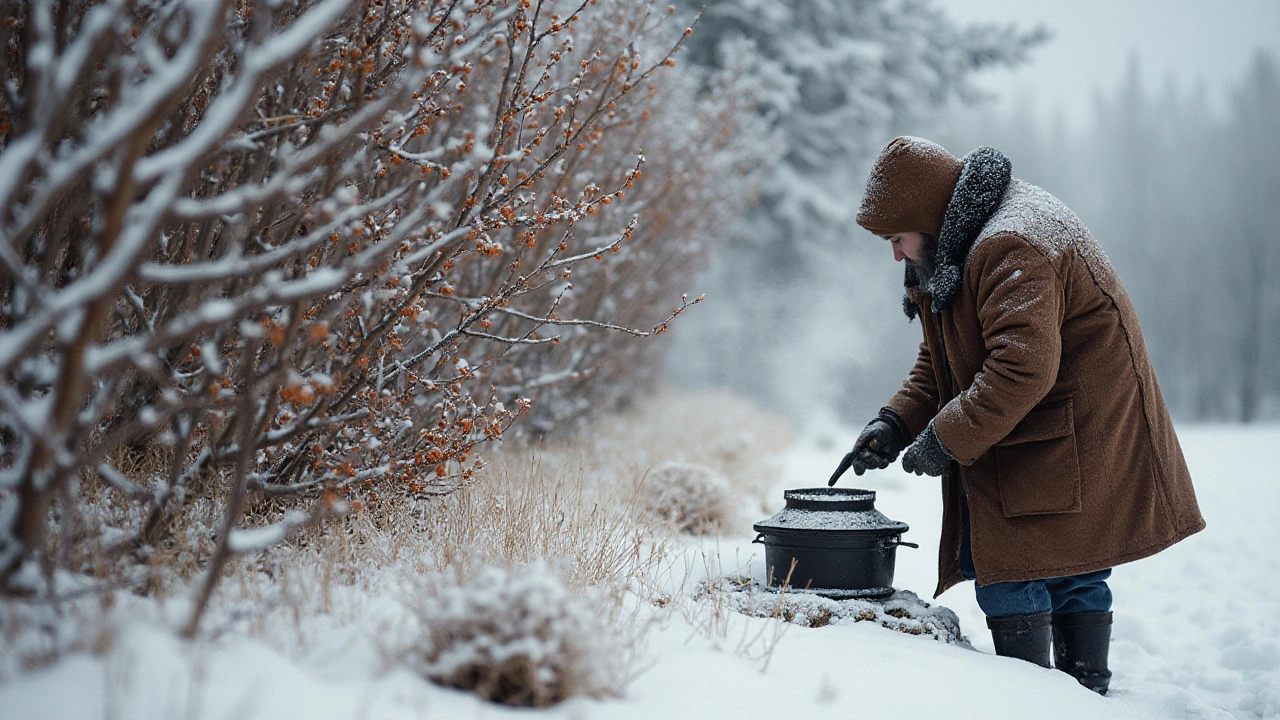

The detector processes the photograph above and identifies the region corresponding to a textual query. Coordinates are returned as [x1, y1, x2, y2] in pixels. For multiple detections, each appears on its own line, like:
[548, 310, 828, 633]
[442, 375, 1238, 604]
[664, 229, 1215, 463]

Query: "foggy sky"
[944, 0, 1280, 128]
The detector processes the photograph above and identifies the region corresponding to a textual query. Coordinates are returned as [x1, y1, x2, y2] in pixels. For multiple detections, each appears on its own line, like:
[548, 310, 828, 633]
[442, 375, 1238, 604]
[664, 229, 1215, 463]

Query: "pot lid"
[753, 487, 908, 533]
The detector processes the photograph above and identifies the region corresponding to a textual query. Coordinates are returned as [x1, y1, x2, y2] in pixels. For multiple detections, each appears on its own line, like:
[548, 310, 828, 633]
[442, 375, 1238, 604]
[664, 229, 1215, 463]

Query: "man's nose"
[893, 246, 906, 262]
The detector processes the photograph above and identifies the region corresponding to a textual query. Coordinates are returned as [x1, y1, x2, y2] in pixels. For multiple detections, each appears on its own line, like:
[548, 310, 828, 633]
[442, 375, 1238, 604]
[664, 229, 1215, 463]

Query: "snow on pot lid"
[753, 487, 908, 533]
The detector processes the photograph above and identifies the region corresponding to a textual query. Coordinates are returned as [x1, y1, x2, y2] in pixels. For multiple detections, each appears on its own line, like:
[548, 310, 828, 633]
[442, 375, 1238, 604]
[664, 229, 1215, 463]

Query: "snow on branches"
[0, 0, 770, 625]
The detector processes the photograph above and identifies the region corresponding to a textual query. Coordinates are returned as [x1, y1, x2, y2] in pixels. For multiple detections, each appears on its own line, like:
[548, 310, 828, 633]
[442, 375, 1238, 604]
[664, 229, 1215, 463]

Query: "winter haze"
[667, 0, 1280, 425]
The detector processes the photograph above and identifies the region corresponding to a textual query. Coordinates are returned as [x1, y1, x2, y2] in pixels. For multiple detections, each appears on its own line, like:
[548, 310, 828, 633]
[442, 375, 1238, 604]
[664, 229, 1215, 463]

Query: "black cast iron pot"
[753, 487, 917, 599]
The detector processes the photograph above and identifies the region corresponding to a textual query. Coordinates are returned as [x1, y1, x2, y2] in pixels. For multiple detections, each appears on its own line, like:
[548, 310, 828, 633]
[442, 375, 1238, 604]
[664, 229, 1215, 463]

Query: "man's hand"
[830, 410, 909, 485]
[901, 421, 953, 477]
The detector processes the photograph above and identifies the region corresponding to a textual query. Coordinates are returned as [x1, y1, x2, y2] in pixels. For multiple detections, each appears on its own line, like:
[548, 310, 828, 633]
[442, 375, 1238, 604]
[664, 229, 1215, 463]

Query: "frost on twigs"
[696, 578, 966, 643]
[0, 0, 770, 639]
[643, 461, 735, 534]
[408, 563, 629, 706]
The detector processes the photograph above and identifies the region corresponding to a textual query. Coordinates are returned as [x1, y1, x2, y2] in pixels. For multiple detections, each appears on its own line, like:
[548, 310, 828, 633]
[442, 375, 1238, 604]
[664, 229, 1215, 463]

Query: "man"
[838, 136, 1205, 694]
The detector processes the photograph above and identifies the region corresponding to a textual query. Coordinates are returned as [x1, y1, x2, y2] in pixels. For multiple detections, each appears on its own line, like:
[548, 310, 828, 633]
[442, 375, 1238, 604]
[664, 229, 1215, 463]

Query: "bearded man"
[838, 136, 1205, 694]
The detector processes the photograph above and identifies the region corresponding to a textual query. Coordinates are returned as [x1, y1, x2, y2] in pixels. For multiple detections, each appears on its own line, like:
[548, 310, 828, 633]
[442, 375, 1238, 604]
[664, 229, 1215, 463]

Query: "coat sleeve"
[933, 234, 1064, 465]
[886, 337, 941, 441]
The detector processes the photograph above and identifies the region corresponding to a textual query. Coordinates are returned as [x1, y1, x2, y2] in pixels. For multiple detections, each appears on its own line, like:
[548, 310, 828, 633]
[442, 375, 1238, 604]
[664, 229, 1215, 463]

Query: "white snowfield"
[3, 425, 1276, 719]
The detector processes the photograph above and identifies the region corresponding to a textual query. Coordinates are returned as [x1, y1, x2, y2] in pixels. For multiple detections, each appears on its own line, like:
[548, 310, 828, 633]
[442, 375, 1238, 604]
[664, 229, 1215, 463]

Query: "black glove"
[830, 409, 909, 485]
[901, 421, 953, 477]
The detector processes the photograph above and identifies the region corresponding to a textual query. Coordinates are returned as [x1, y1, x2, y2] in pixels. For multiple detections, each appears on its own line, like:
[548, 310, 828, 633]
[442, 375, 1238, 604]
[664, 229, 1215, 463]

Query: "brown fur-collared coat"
[857, 137, 1205, 597]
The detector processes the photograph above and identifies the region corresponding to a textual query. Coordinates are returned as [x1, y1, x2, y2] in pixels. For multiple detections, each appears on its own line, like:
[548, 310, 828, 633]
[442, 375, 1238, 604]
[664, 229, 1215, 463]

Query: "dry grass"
[1, 387, 797, 699]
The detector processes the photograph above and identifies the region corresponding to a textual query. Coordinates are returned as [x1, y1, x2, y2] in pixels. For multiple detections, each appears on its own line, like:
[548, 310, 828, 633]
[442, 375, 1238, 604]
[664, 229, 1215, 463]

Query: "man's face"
[883, 232, 927, 263]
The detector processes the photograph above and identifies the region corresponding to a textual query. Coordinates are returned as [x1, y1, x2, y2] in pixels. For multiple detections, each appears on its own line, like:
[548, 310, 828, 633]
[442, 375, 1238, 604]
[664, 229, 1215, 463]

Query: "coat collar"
[903, 147, 1013, 320]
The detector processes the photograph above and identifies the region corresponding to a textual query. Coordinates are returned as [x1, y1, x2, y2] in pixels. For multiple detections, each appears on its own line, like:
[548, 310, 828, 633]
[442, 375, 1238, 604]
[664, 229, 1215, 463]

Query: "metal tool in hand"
[829, 422, 898, 486]
[828, 451, 857, 486]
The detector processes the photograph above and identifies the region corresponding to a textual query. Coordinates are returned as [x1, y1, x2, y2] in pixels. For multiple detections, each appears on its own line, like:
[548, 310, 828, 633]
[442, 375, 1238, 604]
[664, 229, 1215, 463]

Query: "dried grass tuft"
[408, 563, 628, 706]
[643, 462, 736, 534]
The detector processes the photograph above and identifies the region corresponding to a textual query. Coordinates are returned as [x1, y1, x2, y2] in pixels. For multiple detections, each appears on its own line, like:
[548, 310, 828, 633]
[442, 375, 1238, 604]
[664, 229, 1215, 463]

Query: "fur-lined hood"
[903, 147, 1013, 320]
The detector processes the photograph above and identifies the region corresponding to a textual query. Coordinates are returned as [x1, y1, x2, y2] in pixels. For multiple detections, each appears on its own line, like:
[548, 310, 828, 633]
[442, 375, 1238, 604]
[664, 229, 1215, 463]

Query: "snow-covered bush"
[410, 562, 627, 706]
[0, 0, 771, 629]
[643, 461, 735, 534]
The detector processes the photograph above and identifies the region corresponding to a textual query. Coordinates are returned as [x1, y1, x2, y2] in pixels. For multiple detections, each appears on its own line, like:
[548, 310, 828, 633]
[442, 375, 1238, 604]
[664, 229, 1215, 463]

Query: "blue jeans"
[960, 516, 1112, 618]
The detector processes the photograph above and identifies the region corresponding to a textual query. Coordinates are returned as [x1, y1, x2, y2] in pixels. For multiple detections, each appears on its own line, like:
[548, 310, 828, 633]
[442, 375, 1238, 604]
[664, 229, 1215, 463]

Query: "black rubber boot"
[987, 612, 1052, 668]
[1053, 611, 1113, 695]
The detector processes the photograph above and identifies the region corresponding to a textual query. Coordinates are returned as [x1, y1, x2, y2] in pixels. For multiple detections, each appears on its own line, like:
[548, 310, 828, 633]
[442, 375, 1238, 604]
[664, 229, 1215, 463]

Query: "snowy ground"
[775, 422, 1280, 719]
[2, 424, 1277, 719]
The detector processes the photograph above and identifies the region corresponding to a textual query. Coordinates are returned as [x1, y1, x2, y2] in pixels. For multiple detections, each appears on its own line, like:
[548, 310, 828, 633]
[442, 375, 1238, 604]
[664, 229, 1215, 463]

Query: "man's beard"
[907, 256, 936, 292]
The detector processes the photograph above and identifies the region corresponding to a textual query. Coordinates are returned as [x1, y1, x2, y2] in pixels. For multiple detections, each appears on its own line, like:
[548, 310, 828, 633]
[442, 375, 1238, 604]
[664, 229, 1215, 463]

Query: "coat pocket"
[992, 399, 1082, 518]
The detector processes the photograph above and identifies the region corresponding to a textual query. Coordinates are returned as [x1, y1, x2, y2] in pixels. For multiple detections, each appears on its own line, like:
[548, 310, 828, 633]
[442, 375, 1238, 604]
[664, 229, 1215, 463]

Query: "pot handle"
[881, 536, 919, 550]
[752, 533, 765, 544]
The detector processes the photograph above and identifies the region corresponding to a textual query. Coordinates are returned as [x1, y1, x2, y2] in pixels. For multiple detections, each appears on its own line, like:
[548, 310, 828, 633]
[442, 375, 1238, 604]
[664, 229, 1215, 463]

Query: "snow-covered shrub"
[643, 462, 735, 534]
[411, 563, 627, 706]
[0, 0, 770, 628]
